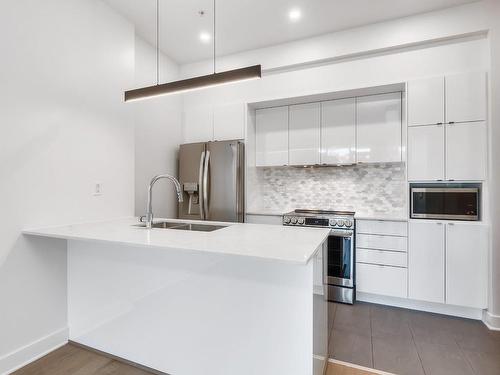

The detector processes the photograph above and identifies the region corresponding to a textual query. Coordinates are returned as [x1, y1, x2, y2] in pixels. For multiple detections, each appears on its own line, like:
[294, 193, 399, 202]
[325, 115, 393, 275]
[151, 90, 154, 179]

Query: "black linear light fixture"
[125, 0, 262, 102]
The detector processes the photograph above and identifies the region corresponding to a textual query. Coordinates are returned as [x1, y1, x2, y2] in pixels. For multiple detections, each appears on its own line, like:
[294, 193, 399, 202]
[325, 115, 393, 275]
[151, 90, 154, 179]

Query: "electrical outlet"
[93, 182, 103, 196]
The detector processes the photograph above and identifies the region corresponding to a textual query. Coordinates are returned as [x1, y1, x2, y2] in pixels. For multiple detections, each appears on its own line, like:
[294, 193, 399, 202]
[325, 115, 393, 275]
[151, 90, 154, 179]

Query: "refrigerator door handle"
[232, 142, 242, 222]
[203, 150, 210, 220]
[198, 151, 205, 220]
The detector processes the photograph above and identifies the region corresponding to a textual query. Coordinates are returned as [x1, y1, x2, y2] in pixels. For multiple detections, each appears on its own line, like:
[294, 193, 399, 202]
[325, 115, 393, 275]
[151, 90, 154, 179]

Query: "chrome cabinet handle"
[203, 150, 210, 219]
[198, 151, 205, 220]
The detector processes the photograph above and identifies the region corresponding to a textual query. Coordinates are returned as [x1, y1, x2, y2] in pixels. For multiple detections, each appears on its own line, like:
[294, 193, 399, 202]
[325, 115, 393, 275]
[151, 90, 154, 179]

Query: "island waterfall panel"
[67, 240, 327, 375]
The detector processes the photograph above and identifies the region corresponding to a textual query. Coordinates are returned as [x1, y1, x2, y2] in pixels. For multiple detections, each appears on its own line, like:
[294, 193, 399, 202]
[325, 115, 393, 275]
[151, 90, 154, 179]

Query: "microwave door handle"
[198, 151, 205, 220]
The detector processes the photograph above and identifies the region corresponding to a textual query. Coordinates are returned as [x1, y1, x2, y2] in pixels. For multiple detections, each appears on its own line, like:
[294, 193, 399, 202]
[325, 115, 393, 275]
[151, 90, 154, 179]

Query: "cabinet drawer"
[357, 249, 407, 267]
[356, 263, 408, 298]
[357, 220, 407, 236]
[356, 234, 407, 252]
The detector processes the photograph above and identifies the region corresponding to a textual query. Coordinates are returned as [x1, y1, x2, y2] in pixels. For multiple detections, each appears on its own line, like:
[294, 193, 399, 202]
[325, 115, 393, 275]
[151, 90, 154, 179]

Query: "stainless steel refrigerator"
[178, 140, 244, 222]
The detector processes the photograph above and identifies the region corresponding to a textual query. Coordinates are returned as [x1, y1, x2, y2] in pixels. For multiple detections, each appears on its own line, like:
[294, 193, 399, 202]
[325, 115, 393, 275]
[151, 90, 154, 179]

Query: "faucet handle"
[139, 216, 146, 223]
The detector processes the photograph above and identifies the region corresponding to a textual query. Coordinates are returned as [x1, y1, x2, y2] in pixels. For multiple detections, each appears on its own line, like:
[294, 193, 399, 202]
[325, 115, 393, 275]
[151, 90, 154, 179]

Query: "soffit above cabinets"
[248, 82, 405, 110]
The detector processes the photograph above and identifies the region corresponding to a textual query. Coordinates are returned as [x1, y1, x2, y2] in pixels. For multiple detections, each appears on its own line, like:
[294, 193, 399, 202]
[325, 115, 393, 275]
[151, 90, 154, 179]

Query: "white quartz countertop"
[23, 218, 330, 265]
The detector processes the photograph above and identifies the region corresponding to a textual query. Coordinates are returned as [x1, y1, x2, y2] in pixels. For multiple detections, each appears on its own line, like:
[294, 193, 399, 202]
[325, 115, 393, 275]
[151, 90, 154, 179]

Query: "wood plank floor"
[13, 343, 377, 375]
[12, 344, 153, 375]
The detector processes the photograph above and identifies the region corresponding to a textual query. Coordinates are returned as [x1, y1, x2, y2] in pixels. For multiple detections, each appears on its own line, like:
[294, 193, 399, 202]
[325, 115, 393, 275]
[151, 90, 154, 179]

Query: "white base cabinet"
[357, 263, 407, 298]
[356, 220, 408, 298]
[408, 221, 488, 309]
[409, 222, 445, 303]
[446, 223, 488, 309]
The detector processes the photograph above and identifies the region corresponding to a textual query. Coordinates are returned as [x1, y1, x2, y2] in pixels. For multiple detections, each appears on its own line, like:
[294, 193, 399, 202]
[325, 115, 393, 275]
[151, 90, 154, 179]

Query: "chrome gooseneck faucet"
[142, 174, 183, 229]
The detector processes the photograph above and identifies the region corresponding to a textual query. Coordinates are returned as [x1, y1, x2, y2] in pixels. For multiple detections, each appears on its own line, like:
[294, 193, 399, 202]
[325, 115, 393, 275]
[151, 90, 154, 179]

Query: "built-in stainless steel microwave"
[410, 183, 480, 221]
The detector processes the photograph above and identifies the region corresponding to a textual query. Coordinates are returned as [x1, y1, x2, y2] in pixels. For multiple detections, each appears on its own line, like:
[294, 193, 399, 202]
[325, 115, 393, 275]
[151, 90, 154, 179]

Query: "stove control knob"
[330, 219, 337, 226]
[297, 217, 305, 225]
[345, 220, 352, 227]
[337, 220, 345, 227]
[291, 217, 298, 224]
[284, 217, 291, 224]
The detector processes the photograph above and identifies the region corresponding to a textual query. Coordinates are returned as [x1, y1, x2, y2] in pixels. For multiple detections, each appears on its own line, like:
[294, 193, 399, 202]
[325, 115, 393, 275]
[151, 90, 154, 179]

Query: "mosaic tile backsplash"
[247, 163, 406, 217]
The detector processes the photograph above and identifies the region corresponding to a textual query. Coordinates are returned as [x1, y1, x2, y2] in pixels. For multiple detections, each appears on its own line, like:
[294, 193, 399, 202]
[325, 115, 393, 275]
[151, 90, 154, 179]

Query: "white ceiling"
[104, 0, 478, 64]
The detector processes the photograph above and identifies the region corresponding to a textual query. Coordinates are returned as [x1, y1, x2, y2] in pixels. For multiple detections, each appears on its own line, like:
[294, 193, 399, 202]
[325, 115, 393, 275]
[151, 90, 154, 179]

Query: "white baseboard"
[482, 310, 500, 331]
[0, 327, 68, 375]
[357, 292, 483, 320]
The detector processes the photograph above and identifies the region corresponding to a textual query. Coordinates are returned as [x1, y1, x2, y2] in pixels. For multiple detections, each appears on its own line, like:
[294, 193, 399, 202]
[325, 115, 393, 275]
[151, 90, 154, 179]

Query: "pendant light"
[124, 0, 262, 102]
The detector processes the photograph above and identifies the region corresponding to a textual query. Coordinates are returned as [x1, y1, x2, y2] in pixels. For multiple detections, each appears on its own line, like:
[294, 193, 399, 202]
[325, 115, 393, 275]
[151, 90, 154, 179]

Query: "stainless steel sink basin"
[134, 221, 227, 232]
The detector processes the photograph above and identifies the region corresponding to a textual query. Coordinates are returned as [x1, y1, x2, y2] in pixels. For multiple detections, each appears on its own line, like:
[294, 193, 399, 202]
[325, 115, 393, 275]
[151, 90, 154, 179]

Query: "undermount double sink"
[135, 221, 227, 232]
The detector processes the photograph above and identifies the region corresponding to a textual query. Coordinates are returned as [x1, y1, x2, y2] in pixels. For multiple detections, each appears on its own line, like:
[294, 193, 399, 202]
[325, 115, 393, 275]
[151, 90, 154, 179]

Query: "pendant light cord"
[213, 0, 216, 74]
[156, 0, 160, 85]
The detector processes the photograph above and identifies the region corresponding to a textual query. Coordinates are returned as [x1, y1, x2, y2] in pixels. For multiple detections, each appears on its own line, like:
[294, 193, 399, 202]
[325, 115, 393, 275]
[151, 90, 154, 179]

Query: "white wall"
[484, 0, 500, 324]
[0, 0, 135, 372]
[133, 37, 183, 219]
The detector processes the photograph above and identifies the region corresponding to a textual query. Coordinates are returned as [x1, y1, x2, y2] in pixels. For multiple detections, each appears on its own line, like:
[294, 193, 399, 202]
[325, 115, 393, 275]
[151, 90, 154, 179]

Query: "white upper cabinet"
[446, 121, 487, 181]
[446, 223, 488, 309]
[183, 106, 213, 144]
[356, 93, 402, 163]
[213, 103, 245, 141]
[407, 72, 487, 181]
[446, 72, 487, 124]
[288, 103, 321, 166]
[407, 124, 445, 181]
[256, 106, 289, 167]
[407, 76, 445, 127]
[409, 221, 445, 304]
[320, 98, 356, 165]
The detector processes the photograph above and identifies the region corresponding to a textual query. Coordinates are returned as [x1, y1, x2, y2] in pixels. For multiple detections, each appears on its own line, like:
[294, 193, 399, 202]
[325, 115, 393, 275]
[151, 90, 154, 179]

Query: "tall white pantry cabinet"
[406, 71, 489, 311]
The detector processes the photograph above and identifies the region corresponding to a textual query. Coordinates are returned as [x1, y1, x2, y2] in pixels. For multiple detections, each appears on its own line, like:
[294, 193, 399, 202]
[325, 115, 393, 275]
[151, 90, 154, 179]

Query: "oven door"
[326, 230, 354, 288]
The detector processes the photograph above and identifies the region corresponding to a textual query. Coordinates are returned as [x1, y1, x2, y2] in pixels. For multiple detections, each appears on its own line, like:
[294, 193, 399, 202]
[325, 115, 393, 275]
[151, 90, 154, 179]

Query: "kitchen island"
[24, 218, 330, 375]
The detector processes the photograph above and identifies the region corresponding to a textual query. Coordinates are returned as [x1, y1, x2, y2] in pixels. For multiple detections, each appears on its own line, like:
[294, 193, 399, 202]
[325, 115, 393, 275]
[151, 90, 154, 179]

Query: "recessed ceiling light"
[199, 31, 211, 43]
[288, 8, 302, 22]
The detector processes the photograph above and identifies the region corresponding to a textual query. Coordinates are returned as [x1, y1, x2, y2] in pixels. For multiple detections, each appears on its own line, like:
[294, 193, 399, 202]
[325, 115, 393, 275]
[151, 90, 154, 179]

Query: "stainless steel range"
[283, 210, 356, 304]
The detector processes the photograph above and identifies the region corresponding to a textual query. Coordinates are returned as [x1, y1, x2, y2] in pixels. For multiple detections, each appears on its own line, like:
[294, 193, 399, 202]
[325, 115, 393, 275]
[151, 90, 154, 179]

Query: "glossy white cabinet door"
[213, 103, 245, 141]
[446, 121, 487, 181]
[446, 72, 487, 124]
[320, 98, 356, 165]
[409, 221, 445, 303]
[356, 263, 407, 298]
[446, 223, 488, 309]
[356, 93, 402, 163]
[256, 106, 289, 167]
[407, 76, 445, 126]
[183, 106, 213, 143]
[289, 103, 320, 165]
[407, 125, 445, 181]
